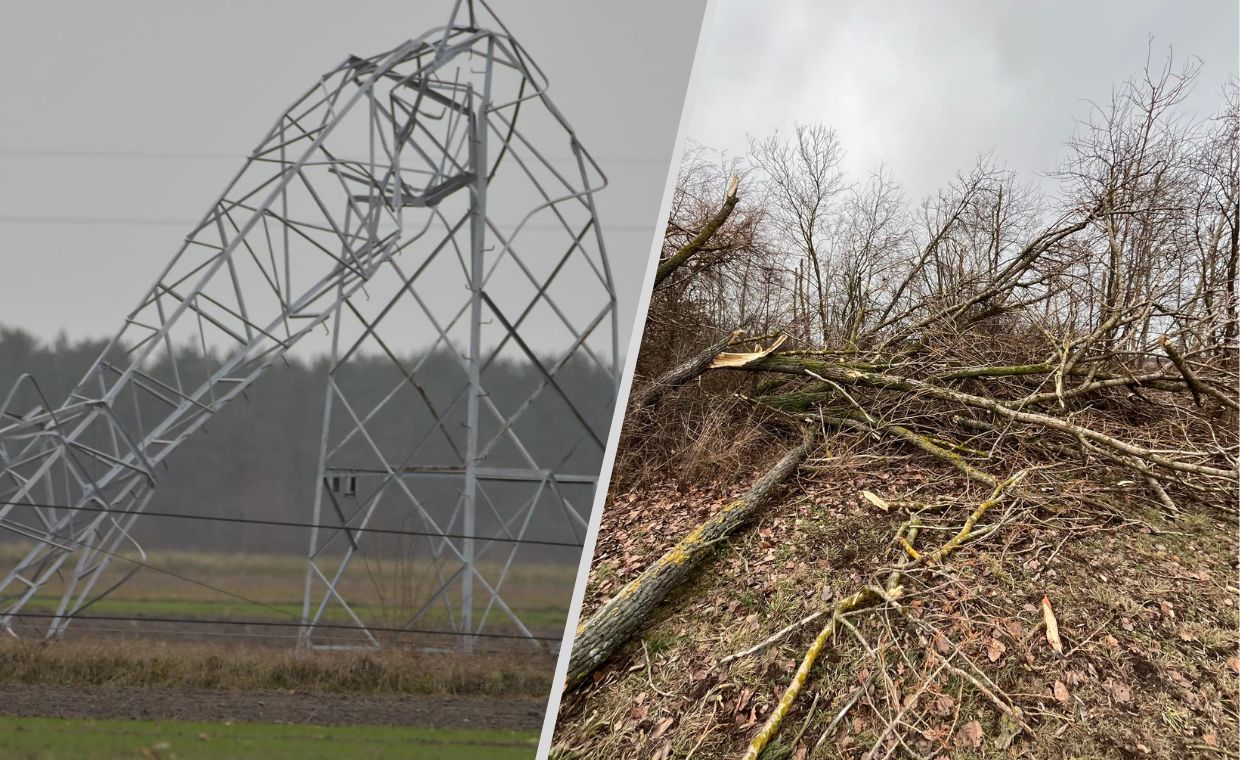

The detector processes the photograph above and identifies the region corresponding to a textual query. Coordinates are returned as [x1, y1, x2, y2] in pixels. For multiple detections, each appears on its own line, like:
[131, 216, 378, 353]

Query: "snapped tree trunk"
[565, 426, 817, 689]
[627, 330, 742, 412]
[653, 176, 740, 288]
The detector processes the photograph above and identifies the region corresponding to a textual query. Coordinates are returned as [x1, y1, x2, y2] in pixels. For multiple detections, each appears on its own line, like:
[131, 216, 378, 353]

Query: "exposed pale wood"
[654, 176, 740, 288]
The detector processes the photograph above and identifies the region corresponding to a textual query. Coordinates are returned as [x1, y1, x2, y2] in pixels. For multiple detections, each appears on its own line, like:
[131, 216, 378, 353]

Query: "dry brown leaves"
[954, 720, 984, 748]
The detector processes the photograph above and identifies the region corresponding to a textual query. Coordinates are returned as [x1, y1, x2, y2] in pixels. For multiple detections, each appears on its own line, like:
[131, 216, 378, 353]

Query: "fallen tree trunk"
[566, 426, 817, 689]
[627, 330, 744, 412]
[1160, 335, 1239, 412]
[725, 352, 1237, 481]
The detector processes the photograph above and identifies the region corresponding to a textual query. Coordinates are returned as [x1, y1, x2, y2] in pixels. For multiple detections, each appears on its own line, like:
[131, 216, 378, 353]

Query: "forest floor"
[552, 449, 1238, 759]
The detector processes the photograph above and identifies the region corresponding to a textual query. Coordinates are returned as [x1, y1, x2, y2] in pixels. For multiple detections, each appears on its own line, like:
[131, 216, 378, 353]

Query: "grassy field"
[0, 546, 576, 635]
[0, 546, 563, 745]
[0, 716, 536, 759]
[0, 638, 553, 696]
[18, 596, 569, 633]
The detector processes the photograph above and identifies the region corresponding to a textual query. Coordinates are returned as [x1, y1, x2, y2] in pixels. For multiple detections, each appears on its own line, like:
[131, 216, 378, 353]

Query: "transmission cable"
[0, 499, 584, 548]
[3, 612, 561, 642]
[0, 514, 562, 642]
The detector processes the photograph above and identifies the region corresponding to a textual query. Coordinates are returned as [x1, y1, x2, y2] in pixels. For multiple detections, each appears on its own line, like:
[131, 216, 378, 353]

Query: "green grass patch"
[20, 596, 568, 631]
[0, 716, 537, 759]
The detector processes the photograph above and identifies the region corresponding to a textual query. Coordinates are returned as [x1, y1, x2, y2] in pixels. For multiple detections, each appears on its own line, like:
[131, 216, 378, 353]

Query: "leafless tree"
[749, 124, 848, 342]
[570, 52, 1239, 706]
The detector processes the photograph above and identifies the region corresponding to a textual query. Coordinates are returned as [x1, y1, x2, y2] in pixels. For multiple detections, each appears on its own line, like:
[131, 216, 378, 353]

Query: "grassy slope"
[0, 717, 537, 760]
[553, 462, 1238, 759]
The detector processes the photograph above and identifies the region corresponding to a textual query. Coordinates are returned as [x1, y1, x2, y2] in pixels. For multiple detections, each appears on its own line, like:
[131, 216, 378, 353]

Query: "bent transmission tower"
[0, 0, 616, 649]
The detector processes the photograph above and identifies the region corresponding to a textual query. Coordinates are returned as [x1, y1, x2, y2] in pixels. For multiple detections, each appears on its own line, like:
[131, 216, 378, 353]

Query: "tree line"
[0, 324, 611, 558]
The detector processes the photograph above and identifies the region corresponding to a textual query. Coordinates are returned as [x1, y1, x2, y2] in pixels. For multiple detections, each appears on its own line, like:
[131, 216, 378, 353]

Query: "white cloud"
[690, 0, 1238, 200]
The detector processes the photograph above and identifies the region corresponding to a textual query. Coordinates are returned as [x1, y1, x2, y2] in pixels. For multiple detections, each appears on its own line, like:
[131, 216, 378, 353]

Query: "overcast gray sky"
[690, 0, 1237, 201]
[0, 0, 706, 350]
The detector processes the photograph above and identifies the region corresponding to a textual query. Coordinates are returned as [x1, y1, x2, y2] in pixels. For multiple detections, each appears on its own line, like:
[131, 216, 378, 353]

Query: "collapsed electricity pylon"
[0, 0, 617, 650]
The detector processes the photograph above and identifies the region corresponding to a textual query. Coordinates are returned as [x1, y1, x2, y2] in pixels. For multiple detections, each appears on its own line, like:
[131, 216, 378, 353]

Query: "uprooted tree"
[563, 55, 1237, 756]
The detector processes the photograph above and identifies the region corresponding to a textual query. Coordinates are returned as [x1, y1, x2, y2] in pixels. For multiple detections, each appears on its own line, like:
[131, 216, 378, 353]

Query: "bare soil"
[0, 683, 545, 732]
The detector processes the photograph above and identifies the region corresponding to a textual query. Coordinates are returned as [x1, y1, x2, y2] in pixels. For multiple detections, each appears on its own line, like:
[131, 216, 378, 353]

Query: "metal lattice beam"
[0, 0, 616, 650]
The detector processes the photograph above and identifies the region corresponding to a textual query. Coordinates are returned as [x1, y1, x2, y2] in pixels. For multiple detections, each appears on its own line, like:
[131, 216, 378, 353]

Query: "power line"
[0, 517, 324, 624]
[6, 621, 548, 649]
[2, 513, 337, 624]
[2, 612, 561, 642]
[0, 148, 670, 165]
[0, 512, 445, 633]
[0, 214, 198, 228]
[0, 512, 567, 642]
[0, 213, 658, 232]
[0, 499, 584, 549]
[0, 150, 243, 160]
[17, 622, 314, 643]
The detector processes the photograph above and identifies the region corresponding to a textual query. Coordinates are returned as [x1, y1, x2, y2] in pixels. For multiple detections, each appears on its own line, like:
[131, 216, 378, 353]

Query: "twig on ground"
[642, 639, 675, 699]
[718, 610, 827, 666]
[814, 671, 876, 753]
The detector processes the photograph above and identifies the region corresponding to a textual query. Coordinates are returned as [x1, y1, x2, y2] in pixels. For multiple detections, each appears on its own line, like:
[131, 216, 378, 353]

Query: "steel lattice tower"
[0, 0, 617, 650]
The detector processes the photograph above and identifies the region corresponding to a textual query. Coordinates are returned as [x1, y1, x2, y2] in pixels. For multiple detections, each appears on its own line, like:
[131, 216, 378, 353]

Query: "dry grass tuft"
[0, 638, 554, 698]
